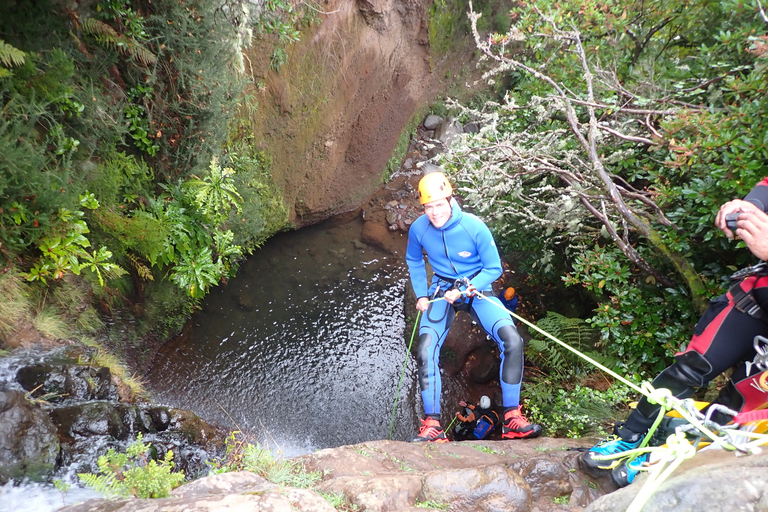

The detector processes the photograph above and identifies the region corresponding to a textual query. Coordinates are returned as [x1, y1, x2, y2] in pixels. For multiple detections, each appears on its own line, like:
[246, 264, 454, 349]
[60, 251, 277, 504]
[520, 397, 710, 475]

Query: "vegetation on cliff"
[0, 0, 300, 356]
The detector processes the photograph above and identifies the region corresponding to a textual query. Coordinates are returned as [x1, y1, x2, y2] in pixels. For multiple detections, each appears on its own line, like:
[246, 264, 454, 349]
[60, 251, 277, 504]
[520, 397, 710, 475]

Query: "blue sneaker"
[582, 424, 644, 470]
[611, 453, 650, 487]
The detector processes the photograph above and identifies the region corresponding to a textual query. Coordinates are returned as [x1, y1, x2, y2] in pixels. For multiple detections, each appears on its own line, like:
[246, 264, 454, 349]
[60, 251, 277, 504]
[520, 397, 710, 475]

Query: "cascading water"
[145, 214, 425, 456]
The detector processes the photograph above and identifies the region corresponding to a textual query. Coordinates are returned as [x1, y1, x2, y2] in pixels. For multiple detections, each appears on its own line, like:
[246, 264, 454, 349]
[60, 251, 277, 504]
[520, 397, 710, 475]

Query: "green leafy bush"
[78, 434, 185, 499]
[437, 0, 768, 378]
[525, 384, 632, 438]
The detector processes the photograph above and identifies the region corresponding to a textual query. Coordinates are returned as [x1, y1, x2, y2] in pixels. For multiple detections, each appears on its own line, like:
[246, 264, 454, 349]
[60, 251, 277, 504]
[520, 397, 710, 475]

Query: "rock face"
[58, 437, 614, 512]
[302, 438, 609, 511]
[0, 389, 60, 483]
[58, 471, 338, 512]
[246, 0, 436, 226]
[584, 448, 768, 512]
[0, 353, 223, 484]
[53, 438, 768, 512]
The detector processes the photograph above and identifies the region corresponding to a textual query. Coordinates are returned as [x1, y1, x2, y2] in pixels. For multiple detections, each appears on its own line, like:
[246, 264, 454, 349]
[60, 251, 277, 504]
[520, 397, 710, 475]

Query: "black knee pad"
[416, 333, 434, 391]
[497, 325, 523, 385]
[670, 351, 714, 388]
[629, 353, 711, 425]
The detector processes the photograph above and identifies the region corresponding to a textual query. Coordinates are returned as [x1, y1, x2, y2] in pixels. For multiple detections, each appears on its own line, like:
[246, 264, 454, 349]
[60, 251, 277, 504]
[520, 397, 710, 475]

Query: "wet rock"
[585, 449, 768, 512]
[65, 366, 119, 402]
[418, 161, 442, 175]
[509, 454, 577, 502]
[318, 473, 423, 511]
[423, 114, 443, 130]
[58, 471, 337, 512]
[463, 121, 481, 134]
[468, 345, 501, 384]
[149, 407, 171, 431]
[0, 389, 60, 483]
[117, 404, 156, 434]
[302, 439, 608, 511]
[435, 117, 465, 146]
[16, 364, 118, 403]
[423, 465, 532, 512]
[51, 402, 128, 442]
[168, 408, 218, 446]
[15, 364, 68, 400]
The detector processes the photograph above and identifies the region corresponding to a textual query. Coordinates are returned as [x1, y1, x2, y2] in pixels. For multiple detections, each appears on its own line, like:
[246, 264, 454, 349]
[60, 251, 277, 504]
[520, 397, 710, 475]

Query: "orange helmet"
[418, 172, 453, 204]
[504, 287, 516, 300]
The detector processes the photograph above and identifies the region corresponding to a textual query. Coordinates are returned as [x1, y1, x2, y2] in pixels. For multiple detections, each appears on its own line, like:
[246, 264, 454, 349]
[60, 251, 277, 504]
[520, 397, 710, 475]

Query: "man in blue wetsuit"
[406, 171, 542, 442]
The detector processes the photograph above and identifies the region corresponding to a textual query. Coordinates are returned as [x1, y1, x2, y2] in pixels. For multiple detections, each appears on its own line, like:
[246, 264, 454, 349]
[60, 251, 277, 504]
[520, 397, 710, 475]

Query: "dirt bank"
[242, 0, 478, 226]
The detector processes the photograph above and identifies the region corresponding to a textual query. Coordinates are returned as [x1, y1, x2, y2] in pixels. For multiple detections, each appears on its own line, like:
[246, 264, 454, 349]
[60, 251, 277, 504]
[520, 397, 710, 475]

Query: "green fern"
[0, 39, 26, 68]
[81, 18, 156, 66]
[526, 312, 600, 378]
[78, 433, 185, 499]
[77, 472, 119, 499]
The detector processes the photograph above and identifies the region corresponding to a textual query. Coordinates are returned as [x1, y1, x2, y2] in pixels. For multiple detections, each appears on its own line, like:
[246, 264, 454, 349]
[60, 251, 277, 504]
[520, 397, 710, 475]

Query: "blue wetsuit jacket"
[406, 201, 502, 298]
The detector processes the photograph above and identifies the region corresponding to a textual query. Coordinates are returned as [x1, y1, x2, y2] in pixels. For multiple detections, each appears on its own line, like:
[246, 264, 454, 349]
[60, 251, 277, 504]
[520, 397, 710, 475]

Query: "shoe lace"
[505, 411, 531, 428]
[598, 434, 621, 446]
[419, 419, 442, 437]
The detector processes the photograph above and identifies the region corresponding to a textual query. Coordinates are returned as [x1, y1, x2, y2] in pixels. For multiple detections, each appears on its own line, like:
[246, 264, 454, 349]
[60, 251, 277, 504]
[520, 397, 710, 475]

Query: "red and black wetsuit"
[624, 178, 768, 434]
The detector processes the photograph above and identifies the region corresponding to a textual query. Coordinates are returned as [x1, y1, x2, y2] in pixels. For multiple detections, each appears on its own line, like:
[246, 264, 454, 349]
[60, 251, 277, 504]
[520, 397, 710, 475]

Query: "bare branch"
[598, 124, 656, 145]
[758, 0, 768, 23]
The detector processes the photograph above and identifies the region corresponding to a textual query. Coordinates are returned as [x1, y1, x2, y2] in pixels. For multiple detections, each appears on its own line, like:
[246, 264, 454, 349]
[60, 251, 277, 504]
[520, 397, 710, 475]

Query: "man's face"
[423, 198, 452, 228]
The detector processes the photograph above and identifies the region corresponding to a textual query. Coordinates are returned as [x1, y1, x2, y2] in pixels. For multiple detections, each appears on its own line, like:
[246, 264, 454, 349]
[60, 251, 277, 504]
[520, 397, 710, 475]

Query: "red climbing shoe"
[412, 417, 449, 443]
[502, 408, 542, 439]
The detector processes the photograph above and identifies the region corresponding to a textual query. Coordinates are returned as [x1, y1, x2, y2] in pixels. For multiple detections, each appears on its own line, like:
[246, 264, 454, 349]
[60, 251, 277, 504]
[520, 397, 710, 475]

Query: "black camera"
[725, 212, 740, 231]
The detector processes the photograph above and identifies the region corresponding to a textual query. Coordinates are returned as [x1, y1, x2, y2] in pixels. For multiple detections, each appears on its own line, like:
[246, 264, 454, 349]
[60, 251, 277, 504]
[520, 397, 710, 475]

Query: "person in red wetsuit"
[584, 177, 768, 485]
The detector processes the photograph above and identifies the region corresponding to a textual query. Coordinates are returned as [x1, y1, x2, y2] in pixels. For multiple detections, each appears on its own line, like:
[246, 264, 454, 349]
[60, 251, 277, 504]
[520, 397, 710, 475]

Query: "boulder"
[422, 465, 532, 512]
[16, 364, 119, 403]
[0, 389, 60, 483]
[51, 402, 129, 442]
[434, 117, 465, 146]
[302, 439, 608, 511]
[585, 448, 768, 512]
[423, 114, 443, 130]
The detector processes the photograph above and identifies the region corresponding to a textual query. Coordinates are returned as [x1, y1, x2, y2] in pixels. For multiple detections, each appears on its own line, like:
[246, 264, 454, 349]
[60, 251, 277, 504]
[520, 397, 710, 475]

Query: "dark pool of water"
[145, 215, 427, 456]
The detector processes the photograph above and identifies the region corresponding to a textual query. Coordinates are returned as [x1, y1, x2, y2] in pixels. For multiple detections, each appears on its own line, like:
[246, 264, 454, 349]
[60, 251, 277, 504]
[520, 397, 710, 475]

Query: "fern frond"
[81, 18, 120, 40]
[101, 265, 128, 281]
[527, 312, 600, 377]
[127, 254, 155, 281]
[81, 19, 156, 66]
[78, 472, 121, 499]
[0, 39, 26, 68]
[127, 42, 157, 66]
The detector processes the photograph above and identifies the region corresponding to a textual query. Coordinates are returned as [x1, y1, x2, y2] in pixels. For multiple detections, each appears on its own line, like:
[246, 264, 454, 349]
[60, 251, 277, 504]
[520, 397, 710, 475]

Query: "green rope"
[389, 310, 421, 440]
[446, 414, 458, 434]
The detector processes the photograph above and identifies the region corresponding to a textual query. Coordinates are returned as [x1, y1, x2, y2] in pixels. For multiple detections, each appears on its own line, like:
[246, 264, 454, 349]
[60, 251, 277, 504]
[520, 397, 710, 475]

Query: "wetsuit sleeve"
[469, 220, 503, 291]
[457, 405, 476, 422]
[406, 220, 429, 299]
[744, 177, 768, 212]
